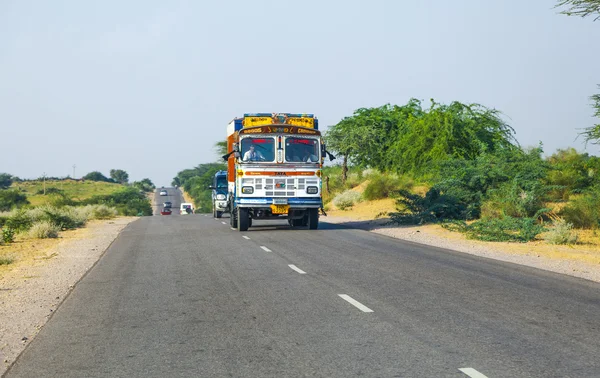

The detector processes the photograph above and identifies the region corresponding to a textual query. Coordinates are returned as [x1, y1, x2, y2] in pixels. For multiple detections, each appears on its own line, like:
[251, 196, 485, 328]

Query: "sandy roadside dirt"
[0, 217, 137, 375]
[325, 197, 600, 283]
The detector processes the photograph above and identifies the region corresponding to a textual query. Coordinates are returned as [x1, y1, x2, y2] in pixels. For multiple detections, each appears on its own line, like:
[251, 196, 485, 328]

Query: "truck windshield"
[241, 137, 275, 162]
[216, 177, 228, 189]
[285, 137, 319, 162]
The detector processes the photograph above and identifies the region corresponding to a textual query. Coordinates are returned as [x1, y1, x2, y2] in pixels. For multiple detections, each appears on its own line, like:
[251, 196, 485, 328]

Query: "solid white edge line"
[459, 368, 489, 378]
[221, 222, 227, 225]
[338, 294, 373, 313]
[288, 264, 306, 274]
[260, 246, 272, 252]
[243, 236, 250, 240]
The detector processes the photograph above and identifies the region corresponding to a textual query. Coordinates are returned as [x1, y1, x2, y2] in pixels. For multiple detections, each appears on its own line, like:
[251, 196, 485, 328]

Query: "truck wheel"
[248, 217, 252, 228]
[216, 211, 223, 218]
[230, 207, 237, 228]
[238, 208, 249, 231]
[289, 219, 303, 227]
[307, 208, 319, 230]
[212, 207, 216, 218]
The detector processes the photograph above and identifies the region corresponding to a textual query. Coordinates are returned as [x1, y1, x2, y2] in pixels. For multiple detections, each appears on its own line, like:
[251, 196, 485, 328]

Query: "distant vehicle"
[160, 208, 172, 215]
[163, 201, 172, 208]
[210, 170, 229, 218]
[180, 203, 194, 215]
[159, 190, 168, 196]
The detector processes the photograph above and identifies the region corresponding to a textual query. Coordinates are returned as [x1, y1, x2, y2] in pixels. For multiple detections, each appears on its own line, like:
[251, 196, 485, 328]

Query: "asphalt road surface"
[6, 191, 600, 377]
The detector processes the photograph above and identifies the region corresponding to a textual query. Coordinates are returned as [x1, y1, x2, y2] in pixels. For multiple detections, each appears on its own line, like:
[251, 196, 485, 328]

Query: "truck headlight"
[242, 186, 254, 194]
[216, 194, 226, 200]
[306, 186, 318, 194]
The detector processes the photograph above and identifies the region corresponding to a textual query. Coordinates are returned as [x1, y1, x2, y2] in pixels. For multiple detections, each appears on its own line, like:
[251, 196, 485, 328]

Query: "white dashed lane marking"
[288, 265, 306, 274]
[221, 222, 227, 225]
[338, 294, 373, 313]
[260, 246, 272, 252]
[230, 228, 236, 231]
[459, 368, 489, 378]
[243, 236, 250, 240]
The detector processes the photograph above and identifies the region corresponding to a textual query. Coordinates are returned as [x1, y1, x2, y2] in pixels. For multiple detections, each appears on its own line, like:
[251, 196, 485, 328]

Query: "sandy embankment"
[0, 217, 136, 375]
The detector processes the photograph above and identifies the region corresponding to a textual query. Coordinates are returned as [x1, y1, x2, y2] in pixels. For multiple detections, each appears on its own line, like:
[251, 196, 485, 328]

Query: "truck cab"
[225, 113, 328, 231]
[210, 170, 229, 218]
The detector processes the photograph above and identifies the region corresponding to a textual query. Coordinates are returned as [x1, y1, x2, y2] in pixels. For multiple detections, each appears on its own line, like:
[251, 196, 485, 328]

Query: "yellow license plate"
[270, 204, 289, 214]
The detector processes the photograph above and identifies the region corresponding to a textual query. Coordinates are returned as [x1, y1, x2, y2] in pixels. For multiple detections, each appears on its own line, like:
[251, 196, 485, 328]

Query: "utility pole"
[42, 172, 47, 195]
[72, 164, 76, 180]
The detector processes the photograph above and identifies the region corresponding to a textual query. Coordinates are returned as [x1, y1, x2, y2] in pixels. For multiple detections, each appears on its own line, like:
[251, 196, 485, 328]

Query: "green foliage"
[0, 189, 30, 212]
[28, 221, 60, 239]
[0, 173, 13, 189]
[363, 173, 413, 201]
[132, 178, 156, 193]
[559, 190, 600, 228]
[84, 187, 152, 216]
[444, 217, 545, 242]
[545, 148, 600, 200]
[544, 218, 579, 245]
[325, 99, 518, 176]
[109, 169, 129, 184]
[332, 190, 362, 210]
[2, 227, 15, 243]
[0, 255, 14, 265]
[391, 188, 469, 225]
[556, 0, 600, 20]
[4, 210, 33, 233]
[82, 171, 112, 182]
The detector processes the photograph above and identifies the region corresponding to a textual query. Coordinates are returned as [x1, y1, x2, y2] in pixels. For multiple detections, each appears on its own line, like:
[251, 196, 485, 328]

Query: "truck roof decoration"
[239, 125, 320, 135]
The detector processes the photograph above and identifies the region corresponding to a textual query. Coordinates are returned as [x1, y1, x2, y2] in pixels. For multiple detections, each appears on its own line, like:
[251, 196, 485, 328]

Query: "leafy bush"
[5, 209, 33, 233]
[28, 221, 60, 239]
[363, 174, 413, 201]
[445, 217, 545, 242]
[2, 227, 15, 243]
[332, 190, 362, 210]
[0, 255, 14, 265]
[559, 191, 600, 229]
[391, 188, 470, 225]
[481, 179, 550, 219]
[543, 218, 578, 245]
[0, 189, 29, 212]
[84, 187, 152, 216]
[90, 205, 118, 220]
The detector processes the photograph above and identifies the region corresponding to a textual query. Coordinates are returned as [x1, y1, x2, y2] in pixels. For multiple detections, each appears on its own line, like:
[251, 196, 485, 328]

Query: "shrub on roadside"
[543, 218, 578, 245]
[332, 190, 362, 210]
[444, 217, 545, 243]
[0, 190, 29, 212]
[28, 221, 60, 239]
[559, 191, 600, 229]
[90, 204, 118, 220]
[363, 173, 413, 201]
[391, 188, 470, 225]
[2, 227, 15, 243]
[0, 255, 14, 265]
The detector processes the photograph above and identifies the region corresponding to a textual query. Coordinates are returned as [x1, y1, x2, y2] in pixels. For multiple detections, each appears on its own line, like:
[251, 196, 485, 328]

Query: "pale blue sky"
[1, 0, 598, 186]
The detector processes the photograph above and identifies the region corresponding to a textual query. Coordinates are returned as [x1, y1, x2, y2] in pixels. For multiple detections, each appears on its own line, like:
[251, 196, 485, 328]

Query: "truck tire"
[230, 206, 237, 228]
[238, 208, 249, 231]
[307, 208, 319, 230]
[212, 207, 216, 218]
[216, 211, 223, 218]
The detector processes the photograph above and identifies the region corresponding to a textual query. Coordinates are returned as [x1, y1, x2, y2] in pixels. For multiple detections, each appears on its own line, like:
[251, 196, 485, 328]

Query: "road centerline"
[288, 264, 306, 274]
[459, 368, 489, 378]
[338, 294, 373, 313]
[242, 236, 250, 240]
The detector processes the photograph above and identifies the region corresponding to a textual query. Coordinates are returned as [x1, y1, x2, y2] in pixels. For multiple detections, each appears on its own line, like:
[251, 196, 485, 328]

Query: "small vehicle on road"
[180, 203, 194, 215]
[160, 208, 172, 215]
[163, 201, 172, 208]
[159, 190, 168, 196]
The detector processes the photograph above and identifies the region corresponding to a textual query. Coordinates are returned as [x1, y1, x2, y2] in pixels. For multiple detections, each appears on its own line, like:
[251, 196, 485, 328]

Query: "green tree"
[82, 171, 110, 182]
[0, 173, 13, 189]
[578, 87, 600, 144]
[132, 178, 156, 192]
[0, 190, 29, 211]
[556, 0, 600, 20]
[215, 141, 228, 160]
[109, 169, 129, 184]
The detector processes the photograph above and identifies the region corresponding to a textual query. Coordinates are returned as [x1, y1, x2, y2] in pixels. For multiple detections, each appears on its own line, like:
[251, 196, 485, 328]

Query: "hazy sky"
[1, 0, 599, 186]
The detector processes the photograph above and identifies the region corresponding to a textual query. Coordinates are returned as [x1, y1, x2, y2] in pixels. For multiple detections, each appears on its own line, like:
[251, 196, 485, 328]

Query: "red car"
[160, 208, 172, 215]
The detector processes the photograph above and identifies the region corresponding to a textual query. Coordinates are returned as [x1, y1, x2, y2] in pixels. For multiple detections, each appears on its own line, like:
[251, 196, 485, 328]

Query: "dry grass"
[11, 180, 122, 206]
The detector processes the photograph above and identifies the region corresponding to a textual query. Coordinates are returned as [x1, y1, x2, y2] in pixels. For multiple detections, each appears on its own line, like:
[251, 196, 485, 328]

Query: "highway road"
[5, 188, 600, 377]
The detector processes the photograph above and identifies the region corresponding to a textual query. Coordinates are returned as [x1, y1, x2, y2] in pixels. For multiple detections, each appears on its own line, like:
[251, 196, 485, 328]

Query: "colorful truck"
[223, 113, 328, 231]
